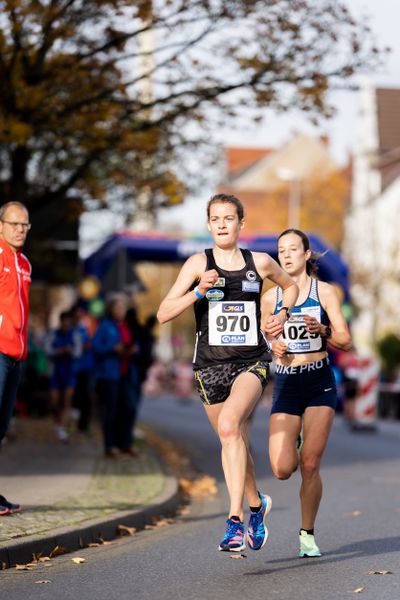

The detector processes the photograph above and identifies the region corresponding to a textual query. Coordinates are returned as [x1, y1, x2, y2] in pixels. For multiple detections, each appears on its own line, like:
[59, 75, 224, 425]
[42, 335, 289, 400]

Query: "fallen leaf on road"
[49, 545, 66, 558]
[179, 475, 218, 498]
[368, 570, 393, 575]
[97, 538, 117, 546]
[347, 511, 362, 517]
[353, 587, 364, 593]
[117, 524, 137, 537]
[15, 564, 35, 571]
[71, 557, 86, 564]
[31, 554, 51, 563]
[230, 554, 247, 559]
[35, 580, 51, 584]
[154, 518, 174, 528]
[178, 506, 191, 516]
[32, 553, 43, 562]
[88, 543, 101, 548]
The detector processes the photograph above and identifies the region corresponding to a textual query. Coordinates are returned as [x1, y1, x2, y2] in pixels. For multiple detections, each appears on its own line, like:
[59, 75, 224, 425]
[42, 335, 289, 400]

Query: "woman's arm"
[260, 287, 288, 357]
[157, 253, 218, 324]
[304, 282, 352, 351]
[255, 253, 299, 337]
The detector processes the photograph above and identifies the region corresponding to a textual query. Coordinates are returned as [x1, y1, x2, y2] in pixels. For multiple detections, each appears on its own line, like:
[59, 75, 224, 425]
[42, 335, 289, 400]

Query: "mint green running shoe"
[299, 530, 321, 557]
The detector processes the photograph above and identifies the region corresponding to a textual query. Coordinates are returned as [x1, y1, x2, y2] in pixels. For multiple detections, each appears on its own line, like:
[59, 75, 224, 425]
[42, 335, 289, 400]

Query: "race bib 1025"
[281, 306, 322, 353]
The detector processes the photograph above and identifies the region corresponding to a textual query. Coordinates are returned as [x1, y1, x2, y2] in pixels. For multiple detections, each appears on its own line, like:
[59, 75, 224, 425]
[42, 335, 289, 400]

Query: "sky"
[156, 0, 400, 236]
[81, 0, 400, 256]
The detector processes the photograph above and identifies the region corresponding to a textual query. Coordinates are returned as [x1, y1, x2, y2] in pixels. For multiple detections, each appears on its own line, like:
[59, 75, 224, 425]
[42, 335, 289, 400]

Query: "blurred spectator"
[45, 310, 82, 443]
[18, 314, 49, 417]
[126, 310, 158, 436]
[71, 304, 96, 435]
[140, 314, 157, 381]
[142, 361, 168, 397]
[93, 295, 139, 458]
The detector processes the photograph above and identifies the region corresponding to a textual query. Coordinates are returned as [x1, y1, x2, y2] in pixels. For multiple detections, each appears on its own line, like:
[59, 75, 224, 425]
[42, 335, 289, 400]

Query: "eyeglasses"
[0, 220, 31, 231]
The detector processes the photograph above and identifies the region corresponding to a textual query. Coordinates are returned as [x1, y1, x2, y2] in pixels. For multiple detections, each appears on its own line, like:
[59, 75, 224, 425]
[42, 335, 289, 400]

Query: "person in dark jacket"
[93, 295, 138, 457]
[46, 310, 82, 443]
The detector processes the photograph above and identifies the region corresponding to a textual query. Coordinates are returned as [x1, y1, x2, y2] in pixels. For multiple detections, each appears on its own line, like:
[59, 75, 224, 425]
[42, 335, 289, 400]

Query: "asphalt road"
[2, 395, 400, 600]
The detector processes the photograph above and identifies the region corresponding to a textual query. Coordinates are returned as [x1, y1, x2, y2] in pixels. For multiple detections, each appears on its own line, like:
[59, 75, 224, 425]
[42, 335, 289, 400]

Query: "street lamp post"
[276, 168, 301, 229]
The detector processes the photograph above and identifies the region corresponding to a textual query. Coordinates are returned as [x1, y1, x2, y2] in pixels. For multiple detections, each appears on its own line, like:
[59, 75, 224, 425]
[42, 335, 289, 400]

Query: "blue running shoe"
[246, 493, 272, 551]
[218, 518, 245, 552]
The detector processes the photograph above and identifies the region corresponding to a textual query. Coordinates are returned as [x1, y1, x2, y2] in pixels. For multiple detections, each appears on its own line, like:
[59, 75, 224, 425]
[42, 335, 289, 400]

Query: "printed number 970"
[216, 315, 250, 332]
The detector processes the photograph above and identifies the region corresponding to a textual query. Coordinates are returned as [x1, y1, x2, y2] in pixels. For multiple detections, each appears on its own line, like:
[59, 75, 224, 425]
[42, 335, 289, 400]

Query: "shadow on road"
[243, 536, 400, 576]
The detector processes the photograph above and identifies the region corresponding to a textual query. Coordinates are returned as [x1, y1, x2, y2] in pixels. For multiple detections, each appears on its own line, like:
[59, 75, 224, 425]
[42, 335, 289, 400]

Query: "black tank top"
[192, 248, 271, 368]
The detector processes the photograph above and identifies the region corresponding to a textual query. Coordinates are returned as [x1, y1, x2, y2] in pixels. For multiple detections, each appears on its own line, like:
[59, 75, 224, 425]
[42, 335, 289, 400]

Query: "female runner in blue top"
[158, 194, 298, 553]
[262, 229, 352, 557]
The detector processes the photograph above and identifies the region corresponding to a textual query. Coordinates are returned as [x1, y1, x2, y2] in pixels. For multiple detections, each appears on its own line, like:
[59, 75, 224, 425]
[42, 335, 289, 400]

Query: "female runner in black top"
[158, 194, 298, 552]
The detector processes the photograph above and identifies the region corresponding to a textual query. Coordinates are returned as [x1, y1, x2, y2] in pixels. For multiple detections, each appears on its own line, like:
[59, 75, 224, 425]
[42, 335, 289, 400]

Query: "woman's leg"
[97, 380, 119, 453]
[300, 406, 334, 529]
[269, 412, 302, 480]
[60, 386, 74, 430]
[204, 372, 262, 521]
[116, 378, 137, 451]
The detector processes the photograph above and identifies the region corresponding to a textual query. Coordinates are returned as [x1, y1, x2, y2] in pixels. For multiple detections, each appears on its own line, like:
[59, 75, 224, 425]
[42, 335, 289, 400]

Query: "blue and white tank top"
[274, 278, 329, 354]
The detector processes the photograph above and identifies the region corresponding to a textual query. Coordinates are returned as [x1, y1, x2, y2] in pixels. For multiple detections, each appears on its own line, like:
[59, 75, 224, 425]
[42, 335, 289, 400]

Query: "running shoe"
[0, 495, 21, 515]
[246, 493, 272, 551]
[218, 518, 246, 552]
[299, 530, 321, 557]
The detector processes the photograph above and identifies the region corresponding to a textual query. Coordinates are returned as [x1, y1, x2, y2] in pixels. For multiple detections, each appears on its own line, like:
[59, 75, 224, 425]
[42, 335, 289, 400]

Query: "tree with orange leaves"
[0, 0, 383, 235]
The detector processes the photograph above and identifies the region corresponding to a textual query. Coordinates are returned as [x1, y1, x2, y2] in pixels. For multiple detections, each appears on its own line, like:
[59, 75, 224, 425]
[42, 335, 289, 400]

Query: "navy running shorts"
[194, 360, 270, 406]
[271, 357, 337, 416]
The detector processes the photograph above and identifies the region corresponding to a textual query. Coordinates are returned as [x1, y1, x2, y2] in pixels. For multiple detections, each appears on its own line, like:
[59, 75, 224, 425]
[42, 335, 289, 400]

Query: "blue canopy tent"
[84, 231, 349, 300]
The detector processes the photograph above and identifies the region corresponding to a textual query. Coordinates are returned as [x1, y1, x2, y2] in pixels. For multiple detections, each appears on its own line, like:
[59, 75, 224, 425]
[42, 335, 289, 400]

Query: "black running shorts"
[194, 360, 270, 406]
[271, 357, 337, 416]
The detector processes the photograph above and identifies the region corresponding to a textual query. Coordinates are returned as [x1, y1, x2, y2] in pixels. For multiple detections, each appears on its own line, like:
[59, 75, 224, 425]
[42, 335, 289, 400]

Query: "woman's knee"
[271, 460, 295, 480]
[300, 457, 320, 480]
[217, 415, 240, 442]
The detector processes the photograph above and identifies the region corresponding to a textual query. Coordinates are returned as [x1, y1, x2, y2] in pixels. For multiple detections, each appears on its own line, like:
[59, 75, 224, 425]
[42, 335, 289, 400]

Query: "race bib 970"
[208, 301, 257, 346]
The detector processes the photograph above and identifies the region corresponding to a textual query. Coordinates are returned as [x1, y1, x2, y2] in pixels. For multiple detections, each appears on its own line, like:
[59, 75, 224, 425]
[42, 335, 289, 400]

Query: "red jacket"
[0, 240, 31, 360]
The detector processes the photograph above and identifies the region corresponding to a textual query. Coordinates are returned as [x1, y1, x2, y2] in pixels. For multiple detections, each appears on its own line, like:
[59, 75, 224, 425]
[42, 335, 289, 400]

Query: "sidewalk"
[0, 418, 180, 569]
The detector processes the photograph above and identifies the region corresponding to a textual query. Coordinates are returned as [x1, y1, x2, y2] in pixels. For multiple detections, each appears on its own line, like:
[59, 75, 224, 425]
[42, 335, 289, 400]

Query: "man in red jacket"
[0, 201, 32, 515]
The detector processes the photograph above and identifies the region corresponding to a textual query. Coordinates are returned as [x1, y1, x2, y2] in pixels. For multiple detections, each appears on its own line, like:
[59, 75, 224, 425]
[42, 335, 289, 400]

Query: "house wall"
[344, 81, 400, 353]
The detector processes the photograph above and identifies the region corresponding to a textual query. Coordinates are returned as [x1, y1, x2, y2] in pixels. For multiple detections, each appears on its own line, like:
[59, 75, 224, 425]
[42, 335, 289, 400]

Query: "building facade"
[344, 83, 400, 352]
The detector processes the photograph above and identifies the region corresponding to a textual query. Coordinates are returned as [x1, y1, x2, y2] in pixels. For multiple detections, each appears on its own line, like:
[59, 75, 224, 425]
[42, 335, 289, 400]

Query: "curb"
[0, 473, 180, 569]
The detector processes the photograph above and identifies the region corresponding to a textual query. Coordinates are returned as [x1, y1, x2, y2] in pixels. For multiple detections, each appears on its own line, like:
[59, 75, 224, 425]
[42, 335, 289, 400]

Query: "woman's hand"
[197, 269, 219, 296]
[271, 340, 288, 358]
[264, 313, 286, 338]
[303, 315, 321, 335]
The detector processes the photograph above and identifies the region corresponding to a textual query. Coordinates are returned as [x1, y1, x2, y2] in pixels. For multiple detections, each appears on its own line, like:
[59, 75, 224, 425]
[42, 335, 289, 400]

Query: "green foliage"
[376, 333, 400, 377]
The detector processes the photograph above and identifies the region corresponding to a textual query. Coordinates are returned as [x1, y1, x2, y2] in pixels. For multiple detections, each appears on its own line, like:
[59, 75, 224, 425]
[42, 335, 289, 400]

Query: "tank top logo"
[246, 270, 257, 281]
[242, 281, 260, 292]
[206, 288, 224, 301]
